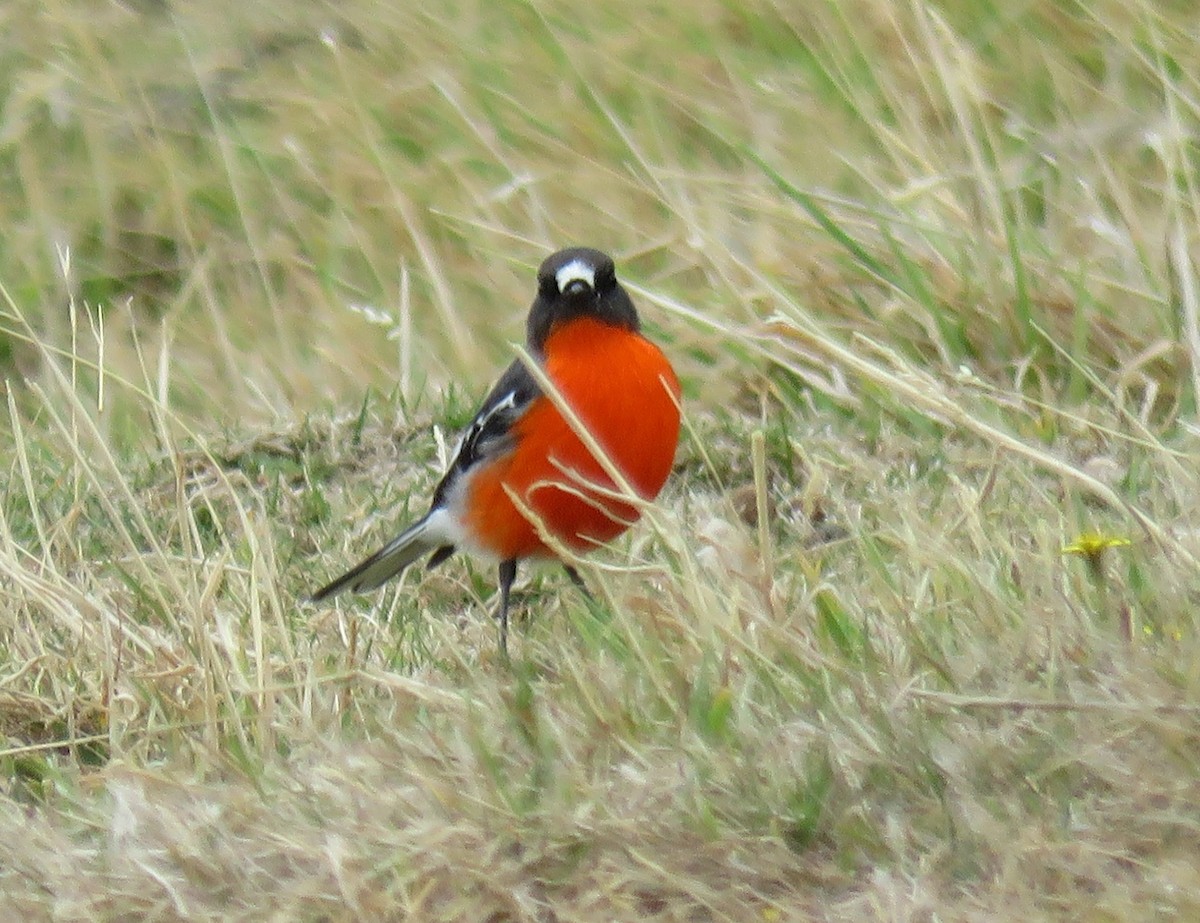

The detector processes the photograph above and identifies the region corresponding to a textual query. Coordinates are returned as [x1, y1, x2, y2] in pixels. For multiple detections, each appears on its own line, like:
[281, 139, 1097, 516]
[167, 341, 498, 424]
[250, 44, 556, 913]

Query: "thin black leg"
[563, 564, 593, 601]
[497, 559, 517, 655]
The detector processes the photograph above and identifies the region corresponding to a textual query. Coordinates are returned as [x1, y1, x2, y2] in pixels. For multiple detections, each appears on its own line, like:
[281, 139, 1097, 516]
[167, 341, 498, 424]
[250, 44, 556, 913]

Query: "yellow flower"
[1061, 533, 1131, 557]
[1061, 532, 1131, 580]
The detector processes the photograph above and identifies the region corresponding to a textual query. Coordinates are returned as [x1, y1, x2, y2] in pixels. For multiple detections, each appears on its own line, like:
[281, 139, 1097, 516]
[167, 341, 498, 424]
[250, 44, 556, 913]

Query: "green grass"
[3, 0, 1200, 918]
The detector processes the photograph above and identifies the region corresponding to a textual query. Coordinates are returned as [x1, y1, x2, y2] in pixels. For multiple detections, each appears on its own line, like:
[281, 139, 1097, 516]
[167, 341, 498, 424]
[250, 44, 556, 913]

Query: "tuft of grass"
[2, 0, 1200, 918]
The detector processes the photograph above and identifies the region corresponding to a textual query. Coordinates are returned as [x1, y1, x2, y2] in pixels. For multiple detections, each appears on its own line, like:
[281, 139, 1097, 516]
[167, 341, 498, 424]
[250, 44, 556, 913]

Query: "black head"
[526, 247, 640, 352]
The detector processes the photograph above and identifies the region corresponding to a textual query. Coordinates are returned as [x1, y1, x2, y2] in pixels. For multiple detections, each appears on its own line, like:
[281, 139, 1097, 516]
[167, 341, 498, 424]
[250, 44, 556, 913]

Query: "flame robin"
[312, 247, 681, 652]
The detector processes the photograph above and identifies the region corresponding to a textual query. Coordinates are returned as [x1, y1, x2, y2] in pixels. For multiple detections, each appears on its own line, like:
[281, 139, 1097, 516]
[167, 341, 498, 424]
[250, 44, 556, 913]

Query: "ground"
[1, 1, 1199, 919]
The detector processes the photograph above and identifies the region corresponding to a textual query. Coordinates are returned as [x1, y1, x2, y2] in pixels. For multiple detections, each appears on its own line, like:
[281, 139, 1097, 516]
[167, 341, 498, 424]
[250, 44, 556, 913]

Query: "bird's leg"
[563, 564, 593, 601]
[497, 559, 518, 655]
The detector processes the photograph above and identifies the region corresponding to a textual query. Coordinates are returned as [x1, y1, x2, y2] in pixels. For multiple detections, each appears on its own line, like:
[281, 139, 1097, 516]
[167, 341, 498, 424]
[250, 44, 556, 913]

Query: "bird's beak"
[563, 279, 592, 297]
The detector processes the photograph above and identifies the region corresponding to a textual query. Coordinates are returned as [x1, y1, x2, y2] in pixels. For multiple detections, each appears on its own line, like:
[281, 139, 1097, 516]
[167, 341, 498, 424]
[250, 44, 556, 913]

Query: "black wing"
[429, 358, 542, 511]
[313, 358, 543, 593]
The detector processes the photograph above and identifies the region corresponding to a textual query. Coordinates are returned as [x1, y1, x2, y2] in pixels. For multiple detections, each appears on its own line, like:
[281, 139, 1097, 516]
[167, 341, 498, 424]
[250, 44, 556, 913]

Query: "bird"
[311, 247, 681, 653]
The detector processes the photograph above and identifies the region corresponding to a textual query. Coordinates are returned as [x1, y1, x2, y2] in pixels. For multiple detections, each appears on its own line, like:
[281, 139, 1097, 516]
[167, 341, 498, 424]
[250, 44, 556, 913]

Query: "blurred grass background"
[2, 0, 1200, 918]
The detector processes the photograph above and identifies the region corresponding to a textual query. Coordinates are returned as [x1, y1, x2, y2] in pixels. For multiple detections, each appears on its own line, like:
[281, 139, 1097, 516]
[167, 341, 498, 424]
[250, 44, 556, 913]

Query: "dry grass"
[2, 0, 1200, 919]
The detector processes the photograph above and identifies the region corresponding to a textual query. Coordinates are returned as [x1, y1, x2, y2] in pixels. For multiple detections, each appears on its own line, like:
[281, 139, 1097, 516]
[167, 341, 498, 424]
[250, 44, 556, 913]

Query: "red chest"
[462, 319, 681, 560]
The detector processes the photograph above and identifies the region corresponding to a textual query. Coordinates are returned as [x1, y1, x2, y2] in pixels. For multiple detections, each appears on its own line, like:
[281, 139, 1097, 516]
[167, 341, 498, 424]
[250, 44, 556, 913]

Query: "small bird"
[312, 247, 681, 652]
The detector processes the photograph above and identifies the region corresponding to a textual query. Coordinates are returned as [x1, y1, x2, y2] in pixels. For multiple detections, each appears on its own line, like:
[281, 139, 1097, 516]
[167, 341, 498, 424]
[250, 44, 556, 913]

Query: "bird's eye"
[595, 266, 616, 291]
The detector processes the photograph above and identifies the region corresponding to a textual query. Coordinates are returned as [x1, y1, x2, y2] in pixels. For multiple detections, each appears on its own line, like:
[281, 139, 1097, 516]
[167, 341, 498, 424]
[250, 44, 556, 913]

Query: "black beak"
[563, 279, 592, 297]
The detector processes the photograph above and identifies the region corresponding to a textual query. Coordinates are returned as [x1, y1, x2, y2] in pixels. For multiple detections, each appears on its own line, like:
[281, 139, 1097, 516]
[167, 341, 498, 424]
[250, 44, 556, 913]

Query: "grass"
[2, 0, 1200, 918]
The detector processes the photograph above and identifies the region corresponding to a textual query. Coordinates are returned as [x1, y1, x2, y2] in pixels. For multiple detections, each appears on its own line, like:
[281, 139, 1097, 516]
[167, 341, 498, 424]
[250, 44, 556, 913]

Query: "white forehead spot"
[555, 258, 595, 292]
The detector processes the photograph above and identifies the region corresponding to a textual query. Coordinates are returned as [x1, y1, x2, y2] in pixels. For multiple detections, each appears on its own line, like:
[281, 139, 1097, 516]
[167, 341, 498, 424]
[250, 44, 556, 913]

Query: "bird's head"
[527, 247, 640, 351]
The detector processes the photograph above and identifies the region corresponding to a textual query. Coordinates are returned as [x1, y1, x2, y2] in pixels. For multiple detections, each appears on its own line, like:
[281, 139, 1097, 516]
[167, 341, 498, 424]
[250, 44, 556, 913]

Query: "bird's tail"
[310, 512, 452, 601]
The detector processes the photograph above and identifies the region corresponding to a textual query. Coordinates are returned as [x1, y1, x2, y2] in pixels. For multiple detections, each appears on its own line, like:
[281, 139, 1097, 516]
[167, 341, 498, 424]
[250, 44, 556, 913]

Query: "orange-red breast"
[312, 247, 681, 651]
